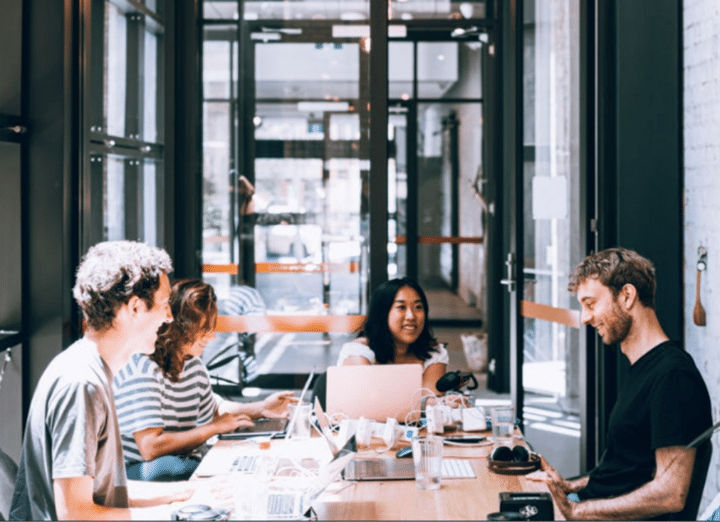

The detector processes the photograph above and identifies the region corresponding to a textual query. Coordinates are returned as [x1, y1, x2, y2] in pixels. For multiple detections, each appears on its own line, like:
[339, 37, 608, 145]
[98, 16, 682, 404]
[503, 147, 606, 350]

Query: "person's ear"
[127, 295, 144, 317]
[619, 283, 638, 309]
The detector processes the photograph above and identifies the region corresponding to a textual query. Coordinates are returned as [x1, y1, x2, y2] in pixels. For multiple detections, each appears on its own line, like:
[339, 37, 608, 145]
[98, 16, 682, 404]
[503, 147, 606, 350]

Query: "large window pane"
[106, 4, 128, 137]
[521, 0, 582, 478]
[389, 0, 487, 20]
[84, 0, 167, 251]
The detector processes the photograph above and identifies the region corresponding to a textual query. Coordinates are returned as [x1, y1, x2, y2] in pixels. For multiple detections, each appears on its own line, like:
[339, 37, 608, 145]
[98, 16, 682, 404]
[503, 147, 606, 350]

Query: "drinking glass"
[411, 435, 443, 490]
[490, 405, 515, 446]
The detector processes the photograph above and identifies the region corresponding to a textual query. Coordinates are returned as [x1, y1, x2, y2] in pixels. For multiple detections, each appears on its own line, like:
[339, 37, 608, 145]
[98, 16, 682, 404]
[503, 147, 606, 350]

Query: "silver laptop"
[218, 371, 314, 440]
[263, 449, 355, 519]
[325, 364, 423, 422]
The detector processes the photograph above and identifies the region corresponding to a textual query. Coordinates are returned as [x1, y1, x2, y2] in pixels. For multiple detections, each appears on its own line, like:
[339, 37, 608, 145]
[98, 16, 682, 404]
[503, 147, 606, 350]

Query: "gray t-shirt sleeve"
[46, 381, 107, 479]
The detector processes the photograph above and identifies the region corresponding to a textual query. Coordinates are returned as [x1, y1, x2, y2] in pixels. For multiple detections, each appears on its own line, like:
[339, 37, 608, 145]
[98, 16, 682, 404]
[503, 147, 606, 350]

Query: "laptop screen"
[325, 364, 423, 422]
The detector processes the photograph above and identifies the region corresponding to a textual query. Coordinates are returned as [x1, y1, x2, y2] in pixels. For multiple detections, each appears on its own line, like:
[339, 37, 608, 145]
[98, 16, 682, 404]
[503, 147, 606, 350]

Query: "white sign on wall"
[532, 176, 568, 220]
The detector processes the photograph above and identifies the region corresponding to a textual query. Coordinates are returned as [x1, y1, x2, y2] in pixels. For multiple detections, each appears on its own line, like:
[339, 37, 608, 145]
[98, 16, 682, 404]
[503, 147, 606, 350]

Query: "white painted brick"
[684, 0, 720, 513]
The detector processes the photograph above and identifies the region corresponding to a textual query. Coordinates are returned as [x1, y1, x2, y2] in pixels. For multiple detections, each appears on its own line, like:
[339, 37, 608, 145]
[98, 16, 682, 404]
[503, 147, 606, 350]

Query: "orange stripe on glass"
[202, 262, 361, 275]
[395, 235, 484, 245]
[521, 300, 581, 329]
[215, 314, 366, 333]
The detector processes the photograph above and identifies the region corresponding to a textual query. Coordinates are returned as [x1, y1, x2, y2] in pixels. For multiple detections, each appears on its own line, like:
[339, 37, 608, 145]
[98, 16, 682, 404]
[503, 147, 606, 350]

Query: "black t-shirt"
[578, 341, 712, 505]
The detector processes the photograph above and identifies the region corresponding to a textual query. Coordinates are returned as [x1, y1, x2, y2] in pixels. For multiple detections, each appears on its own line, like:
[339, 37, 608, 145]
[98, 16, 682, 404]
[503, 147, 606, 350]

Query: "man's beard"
[600, 302, 633, 345]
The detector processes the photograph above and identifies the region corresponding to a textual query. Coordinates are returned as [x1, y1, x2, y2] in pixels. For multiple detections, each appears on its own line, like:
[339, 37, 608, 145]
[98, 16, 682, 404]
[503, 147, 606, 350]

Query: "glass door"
[387, 37, 486, 328]
[515, 0, 587, 478]
[200, 11, 372, 391]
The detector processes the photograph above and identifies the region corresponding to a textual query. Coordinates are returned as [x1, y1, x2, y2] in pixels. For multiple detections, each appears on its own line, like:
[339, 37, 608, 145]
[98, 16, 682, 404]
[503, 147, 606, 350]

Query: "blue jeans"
[126, 455, 200, 482]
[567, 492, 580, 503]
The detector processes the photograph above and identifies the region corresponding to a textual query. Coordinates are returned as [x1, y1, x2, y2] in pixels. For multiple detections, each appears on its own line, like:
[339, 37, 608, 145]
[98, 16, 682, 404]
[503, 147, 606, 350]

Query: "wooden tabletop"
[167, 432, 562, 520]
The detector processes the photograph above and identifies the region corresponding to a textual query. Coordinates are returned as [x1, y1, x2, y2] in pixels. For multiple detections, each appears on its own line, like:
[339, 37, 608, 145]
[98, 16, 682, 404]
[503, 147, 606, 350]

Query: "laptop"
[325, 364, 423, 422]
[262, 448, 355, 519]
[218, 371, 314, 440]
[313, 397, 476, 482]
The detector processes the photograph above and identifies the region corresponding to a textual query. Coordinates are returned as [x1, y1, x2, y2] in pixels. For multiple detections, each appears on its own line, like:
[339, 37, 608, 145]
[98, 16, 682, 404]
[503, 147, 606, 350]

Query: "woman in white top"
[337, 277, 448, 394]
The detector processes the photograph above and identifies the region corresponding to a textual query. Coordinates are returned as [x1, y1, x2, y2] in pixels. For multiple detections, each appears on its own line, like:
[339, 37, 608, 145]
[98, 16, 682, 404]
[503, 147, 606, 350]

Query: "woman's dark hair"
[360, 277, 438, 364]
[151, 278, 218, 382]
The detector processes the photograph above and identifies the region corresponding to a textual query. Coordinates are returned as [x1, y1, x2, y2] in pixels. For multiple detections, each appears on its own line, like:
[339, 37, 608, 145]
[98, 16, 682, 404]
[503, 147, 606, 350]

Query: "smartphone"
[443, 435, 488, 444]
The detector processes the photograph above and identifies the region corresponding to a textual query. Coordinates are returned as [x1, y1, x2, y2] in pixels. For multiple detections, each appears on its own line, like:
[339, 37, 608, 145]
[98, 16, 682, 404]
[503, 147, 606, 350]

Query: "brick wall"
[683, 0, 720, 513]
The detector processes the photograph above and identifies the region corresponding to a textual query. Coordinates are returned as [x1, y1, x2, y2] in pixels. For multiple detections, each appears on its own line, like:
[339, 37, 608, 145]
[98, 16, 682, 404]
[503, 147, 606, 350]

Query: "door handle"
[499, 252, 516, 293]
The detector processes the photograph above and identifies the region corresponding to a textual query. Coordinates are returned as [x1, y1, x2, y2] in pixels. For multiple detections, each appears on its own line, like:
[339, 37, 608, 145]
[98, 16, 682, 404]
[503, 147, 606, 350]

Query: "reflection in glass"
[389, 0, 487, 20]
[143, 160, 161, 246]
[255, 43, 359, 101]
[202, 101, 232, 264]
[144, 27, 160, 142]
[106, 5, 128, 137]
[104, 157, 126, 241]
[389, 42, 414, 101]
[521, 0, 582, 478]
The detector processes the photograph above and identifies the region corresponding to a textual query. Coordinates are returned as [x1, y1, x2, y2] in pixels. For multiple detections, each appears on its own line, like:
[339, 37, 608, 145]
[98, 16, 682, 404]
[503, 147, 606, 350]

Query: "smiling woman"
[337, 277, 448, 394]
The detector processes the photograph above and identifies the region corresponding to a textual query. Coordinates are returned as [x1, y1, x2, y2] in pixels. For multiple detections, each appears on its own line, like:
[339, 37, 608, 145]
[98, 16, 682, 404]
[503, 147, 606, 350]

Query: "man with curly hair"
[10, 241, 192, 520]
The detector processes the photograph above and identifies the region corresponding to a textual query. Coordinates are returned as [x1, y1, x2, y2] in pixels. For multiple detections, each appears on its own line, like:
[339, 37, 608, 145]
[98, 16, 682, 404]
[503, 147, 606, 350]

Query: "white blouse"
[336, 341, 449, 370]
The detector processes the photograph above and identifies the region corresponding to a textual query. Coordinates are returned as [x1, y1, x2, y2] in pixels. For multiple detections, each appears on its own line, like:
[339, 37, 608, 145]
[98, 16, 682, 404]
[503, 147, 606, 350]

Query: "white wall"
[683, 0, 720, 512]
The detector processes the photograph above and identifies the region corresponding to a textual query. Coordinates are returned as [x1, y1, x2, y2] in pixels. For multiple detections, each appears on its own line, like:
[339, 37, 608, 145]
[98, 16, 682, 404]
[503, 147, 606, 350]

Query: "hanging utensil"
[693, 247, 707, 327]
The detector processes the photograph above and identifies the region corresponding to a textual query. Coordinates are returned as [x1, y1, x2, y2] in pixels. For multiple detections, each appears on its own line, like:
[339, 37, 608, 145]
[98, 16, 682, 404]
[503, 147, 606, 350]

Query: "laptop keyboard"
[267, 493, 297, 516]
[442, 459, 476, 478]
[230, 454, 259, 473]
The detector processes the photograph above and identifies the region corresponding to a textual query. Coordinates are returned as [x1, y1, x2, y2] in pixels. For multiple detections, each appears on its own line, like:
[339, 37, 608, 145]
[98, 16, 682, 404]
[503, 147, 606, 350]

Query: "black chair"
[676, 438, 712, 521]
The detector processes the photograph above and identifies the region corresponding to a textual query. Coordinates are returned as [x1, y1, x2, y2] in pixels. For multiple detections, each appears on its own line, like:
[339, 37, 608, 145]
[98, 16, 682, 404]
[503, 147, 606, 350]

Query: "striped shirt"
[113, 353, 218, 464]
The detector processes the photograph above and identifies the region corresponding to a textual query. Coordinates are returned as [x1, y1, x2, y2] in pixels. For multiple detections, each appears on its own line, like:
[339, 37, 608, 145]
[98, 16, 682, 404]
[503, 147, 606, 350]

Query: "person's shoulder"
[114, 353, 161, 387]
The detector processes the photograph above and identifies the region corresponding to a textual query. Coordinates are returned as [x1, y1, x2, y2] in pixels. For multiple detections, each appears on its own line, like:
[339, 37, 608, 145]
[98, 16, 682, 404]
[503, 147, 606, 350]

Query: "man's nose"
[580, 308, 592, 325]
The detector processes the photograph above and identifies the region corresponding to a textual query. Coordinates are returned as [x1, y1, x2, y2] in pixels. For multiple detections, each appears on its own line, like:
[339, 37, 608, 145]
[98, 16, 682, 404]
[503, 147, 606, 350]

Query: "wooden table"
[170, 432, 561, 520]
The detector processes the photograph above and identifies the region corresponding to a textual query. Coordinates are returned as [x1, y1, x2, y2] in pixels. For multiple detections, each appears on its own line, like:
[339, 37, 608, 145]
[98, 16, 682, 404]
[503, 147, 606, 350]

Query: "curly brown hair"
[151, 279, 218, 382]
[568, 247, 657, 309]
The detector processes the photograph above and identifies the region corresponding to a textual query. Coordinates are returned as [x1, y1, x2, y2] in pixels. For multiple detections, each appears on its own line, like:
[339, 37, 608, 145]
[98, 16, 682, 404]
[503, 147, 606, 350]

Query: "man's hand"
[258, 391, 297, 419]
[526, 454, 570, 491]
[545, 479, 579, 520]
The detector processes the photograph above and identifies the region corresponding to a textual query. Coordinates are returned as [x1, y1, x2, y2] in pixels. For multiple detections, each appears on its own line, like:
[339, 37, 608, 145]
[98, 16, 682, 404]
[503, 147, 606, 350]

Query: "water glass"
[288, 402, 312, 440]
[411, 435, 443, 490]
[490, 405, 515, 446]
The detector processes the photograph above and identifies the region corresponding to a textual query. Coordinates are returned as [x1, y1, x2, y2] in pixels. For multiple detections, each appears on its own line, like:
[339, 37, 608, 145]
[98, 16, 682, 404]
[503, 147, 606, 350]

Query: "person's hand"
[545, 479, 578, 520]
[526, 454, 569, 491]
[259, 391, 297, 419]
[213, 412, 254, 434]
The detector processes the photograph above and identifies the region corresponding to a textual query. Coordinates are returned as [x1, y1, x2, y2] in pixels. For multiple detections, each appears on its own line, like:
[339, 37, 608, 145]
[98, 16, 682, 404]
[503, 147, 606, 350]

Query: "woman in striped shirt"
[113, 278, 295, 481]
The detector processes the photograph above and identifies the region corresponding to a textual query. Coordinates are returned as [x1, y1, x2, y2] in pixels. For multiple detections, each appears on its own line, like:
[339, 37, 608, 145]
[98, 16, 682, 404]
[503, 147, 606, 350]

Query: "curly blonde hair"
[72, 241, 173, 331]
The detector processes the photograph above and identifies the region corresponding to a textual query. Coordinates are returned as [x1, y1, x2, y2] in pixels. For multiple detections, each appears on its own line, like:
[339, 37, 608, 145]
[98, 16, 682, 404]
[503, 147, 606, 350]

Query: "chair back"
[0, 448, 18, 521]
[676, 438, 712, 521]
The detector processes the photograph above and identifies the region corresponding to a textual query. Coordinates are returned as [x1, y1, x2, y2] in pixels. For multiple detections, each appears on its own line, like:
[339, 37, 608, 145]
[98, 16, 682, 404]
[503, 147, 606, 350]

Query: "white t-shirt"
[336, 340, 449, 370]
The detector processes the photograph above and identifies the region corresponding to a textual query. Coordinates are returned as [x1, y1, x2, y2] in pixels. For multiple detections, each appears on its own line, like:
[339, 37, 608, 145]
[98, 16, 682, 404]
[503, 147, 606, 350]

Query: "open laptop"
[262, 448, 355, 519]
[314, 397, 475, 482]
[325, 364, 423, 422]
[218, 370, 314, 440]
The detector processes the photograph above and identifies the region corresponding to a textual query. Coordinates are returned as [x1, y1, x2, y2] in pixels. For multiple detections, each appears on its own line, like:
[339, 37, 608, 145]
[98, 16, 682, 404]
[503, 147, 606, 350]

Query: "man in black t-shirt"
[528, 247, 712, 520]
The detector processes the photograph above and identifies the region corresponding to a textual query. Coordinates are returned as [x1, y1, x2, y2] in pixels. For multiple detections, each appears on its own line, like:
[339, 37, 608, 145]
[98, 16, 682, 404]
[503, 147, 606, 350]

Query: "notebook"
[325, 364, 423, 422]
